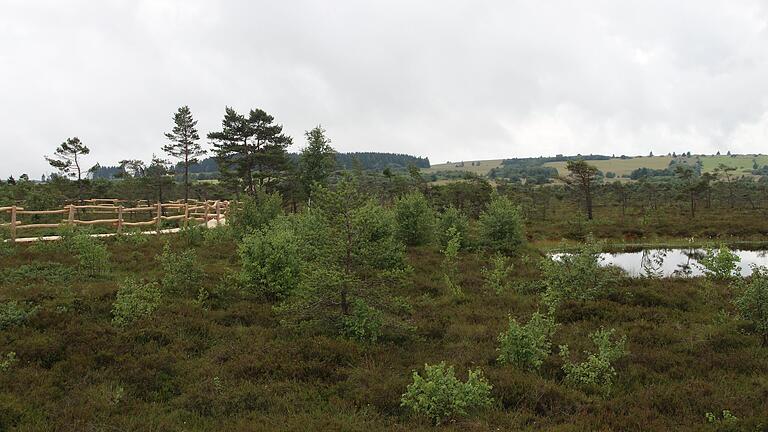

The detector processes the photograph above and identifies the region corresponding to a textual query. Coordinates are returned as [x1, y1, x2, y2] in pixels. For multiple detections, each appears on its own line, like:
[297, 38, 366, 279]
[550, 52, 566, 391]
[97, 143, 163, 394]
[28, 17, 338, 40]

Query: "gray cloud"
[2, 0, 768, 177]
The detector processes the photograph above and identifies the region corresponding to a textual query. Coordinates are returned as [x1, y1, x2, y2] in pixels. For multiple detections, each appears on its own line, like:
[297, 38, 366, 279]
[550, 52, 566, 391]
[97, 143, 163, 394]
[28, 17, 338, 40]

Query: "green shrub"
[394, 192, 435, 246]
[114, 229, 149, 246]
[0, 262, 75, 285]
[442, 227, 463, 300]
[541, 241, 615, 309]
[698, 244, 741, 280]
[0, 228, 13, 256]
[156, 243, 202, 294]
[482, 253, 514, 294]
[203, 225, 234, 246]
[705, 410, 739, 430]
[341, 299, 383, 343]
[478, 194, 524, 254]
[733, 265, 768, 345]
[559, 328, 627, 395]
[401, 361, 493, 424]
[497, 311, 558, 370]
[178, 223, 206, 246]
[239, 218, 302, 300]
[227, 192, 283, 239]
[112, 278, 163, 327]
[0, 352, 17, 372]
[437, 206, 469, 249]
[0, 301, 37, 330]
[69, 234, 111, 278]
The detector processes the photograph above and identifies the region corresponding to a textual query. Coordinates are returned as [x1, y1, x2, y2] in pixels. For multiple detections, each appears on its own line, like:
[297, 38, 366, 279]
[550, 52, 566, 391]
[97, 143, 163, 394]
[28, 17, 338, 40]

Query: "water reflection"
[584, 248, 768, 277]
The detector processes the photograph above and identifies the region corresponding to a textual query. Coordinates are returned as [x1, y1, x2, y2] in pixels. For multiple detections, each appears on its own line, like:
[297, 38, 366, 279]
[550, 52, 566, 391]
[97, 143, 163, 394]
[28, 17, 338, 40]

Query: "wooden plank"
[0, 206, 24, 212]
[16, 209, 68, 215]
[68, 205, 119, 210]
[160, 214, 185, 221]
[74, 219, 119, 225]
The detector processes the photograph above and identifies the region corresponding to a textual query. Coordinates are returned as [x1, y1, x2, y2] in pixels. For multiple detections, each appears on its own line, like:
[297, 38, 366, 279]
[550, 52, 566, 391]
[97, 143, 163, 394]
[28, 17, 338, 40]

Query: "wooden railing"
[0, 200, 229, 242]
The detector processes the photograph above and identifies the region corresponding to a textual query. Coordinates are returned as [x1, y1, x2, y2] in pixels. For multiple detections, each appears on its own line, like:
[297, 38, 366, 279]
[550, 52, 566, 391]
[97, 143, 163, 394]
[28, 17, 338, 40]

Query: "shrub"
[401, 362, 493, 424]
[227, 192, 283, 239]
[442, 227, 463, 300]
[341, 299, 383, 343]
[733, 266, 768, 345]
[0, 301, 37, 330]
[203, 225, 234, 246]
[114, 229, 149, 246]
[178, 223, 206, 246]
[239, 218, 302, 300]
[705, 410, 739, 430]
[497, 311, 558, 370]
[156, 243, 202, 295]
[437, 206, 470, 249]
[69, 233, 111, 278]
[541, 241, 615, 310]
[0, 228, 13, 256]
[0, 352, 16, 372]
[482, 253, 514, 294]
[559, 328, 628, 395]
[697, 244, 741, 280]
[478, 194, 524, 254]
[394, 192, 435, 246]
[112, 278, 163, 327]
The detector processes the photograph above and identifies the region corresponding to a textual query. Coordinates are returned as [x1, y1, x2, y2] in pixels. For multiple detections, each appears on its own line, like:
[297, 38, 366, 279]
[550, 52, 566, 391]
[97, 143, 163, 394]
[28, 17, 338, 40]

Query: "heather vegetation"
[2, 118, 768, 430]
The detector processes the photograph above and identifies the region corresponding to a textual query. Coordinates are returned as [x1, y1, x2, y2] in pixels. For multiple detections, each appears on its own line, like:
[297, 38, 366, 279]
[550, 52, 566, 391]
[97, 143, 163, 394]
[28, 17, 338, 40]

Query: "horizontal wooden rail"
[15, 223, 62, 230]
[16, 209, 69, 215]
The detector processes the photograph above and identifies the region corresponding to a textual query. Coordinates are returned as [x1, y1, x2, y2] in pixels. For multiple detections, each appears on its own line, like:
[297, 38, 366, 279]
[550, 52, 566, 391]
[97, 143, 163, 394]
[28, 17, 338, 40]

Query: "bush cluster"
[497, 311, 558, 370]
[111, 278, 163, 327]
[394, 192, 435, 246]
[401, 361, 493, 424]
[559, 327, 628, 395]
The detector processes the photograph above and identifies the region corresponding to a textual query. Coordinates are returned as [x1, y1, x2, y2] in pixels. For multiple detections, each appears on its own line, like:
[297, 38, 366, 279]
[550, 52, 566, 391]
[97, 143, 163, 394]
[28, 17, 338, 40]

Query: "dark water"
[552, 248, 768, 277]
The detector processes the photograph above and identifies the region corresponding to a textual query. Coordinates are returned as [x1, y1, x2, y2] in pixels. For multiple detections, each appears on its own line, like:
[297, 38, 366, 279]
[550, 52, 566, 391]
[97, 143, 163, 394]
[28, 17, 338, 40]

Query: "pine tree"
[208, 107, 292, 195]
[45, 137, 90, 202]
[164, 106, 204, 203]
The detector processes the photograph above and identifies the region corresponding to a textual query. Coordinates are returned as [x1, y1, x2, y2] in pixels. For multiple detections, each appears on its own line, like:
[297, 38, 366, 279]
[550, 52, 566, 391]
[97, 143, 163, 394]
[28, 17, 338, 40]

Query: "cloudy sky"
[2, 0, 768, 177]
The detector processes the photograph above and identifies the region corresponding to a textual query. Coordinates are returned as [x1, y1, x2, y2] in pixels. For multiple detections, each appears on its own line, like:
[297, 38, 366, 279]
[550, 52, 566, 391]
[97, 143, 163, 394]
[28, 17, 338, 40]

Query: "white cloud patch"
[1, 0, 768, 177]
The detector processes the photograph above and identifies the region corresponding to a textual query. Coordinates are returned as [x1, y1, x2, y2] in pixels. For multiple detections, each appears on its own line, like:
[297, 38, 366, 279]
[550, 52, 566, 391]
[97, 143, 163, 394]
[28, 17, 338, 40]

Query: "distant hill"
[92, 152, 430, 179]
[423, 153, 768, 183]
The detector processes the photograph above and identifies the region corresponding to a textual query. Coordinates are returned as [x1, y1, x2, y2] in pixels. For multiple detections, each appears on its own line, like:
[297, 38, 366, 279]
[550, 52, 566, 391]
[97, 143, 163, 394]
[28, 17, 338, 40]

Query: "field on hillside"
[424, 159, 503, 175]
[426, 154, 768, 179]
[544, 156, 673, 177]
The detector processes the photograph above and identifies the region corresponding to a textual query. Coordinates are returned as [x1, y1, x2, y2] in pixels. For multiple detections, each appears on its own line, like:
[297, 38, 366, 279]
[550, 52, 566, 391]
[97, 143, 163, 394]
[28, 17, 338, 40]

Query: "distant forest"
[92, 152, 430, 180]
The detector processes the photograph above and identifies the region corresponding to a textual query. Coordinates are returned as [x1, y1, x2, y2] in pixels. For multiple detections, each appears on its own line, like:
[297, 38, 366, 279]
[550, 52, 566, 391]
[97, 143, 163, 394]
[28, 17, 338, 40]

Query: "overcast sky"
[2, 0, 768, 178]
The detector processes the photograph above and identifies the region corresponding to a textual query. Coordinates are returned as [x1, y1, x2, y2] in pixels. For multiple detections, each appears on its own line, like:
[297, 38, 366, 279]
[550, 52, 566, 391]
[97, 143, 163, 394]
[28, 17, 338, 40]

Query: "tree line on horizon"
[37, 106, 429, 203]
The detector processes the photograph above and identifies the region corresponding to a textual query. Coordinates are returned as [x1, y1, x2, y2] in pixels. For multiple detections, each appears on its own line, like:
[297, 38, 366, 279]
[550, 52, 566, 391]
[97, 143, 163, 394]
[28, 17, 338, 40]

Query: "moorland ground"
[1, 195, 767, 431]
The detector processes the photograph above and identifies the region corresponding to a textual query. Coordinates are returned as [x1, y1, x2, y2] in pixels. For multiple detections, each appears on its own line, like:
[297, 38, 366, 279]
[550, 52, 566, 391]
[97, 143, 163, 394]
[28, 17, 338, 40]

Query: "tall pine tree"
[164, 106, 204, 202]
[45, 137, 90, 202]
[207, 107, 292, 195]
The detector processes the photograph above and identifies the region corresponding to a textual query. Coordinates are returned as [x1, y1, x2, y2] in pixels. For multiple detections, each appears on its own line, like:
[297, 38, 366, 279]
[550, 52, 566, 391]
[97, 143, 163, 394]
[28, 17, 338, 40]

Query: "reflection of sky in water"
[552, 249, 768, 277]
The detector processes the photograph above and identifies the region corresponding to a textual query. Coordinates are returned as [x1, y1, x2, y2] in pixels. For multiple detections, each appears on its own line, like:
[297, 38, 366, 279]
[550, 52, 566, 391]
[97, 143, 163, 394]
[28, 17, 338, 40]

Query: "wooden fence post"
[156, 202, 162, 234]
[68, 204, 75, 226]
[10, 205, 16, 242]
[117, 205, 123, 234]
[215, 201, 221, 227]
[203, 202, 210, 227]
